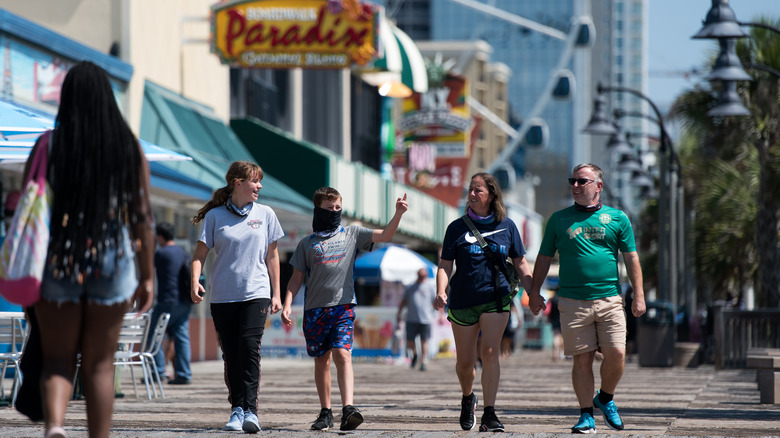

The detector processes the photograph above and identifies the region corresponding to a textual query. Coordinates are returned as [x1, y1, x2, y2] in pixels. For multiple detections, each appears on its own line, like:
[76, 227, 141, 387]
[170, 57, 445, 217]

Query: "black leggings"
[211, 298, 270, 414]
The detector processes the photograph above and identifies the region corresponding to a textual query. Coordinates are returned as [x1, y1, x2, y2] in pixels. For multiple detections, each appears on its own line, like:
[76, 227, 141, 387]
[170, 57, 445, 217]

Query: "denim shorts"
[40, 227, 137, 305]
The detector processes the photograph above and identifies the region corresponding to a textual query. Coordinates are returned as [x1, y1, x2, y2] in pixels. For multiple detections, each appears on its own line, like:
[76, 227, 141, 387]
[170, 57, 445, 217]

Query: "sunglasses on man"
[568, 178, 598, 186]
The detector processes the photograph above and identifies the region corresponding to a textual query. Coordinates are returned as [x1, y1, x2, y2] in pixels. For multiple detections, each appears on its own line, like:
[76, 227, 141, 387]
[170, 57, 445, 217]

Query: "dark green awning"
[140, 81, 311, 214]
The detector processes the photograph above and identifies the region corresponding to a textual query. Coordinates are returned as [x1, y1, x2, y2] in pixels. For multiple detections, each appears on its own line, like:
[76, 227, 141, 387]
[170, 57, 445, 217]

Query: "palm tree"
[670, 18, 780, 308]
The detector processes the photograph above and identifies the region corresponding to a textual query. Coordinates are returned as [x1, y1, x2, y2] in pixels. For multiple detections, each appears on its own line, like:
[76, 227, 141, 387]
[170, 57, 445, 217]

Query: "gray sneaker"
[224, 407, 244, 431]
[242, 410, 260, 434]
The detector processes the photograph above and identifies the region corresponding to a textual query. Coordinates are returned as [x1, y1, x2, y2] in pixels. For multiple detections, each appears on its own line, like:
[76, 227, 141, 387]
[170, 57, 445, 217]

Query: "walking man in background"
[397, 268, 440, 371]
[528, 163, 645, 433]
[151, 222, 193, 385]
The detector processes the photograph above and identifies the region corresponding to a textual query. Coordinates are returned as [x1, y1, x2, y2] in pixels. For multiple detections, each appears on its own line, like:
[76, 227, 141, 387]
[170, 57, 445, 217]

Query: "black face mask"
[312, 207, 341, 233]
[574, 200, 603, 212]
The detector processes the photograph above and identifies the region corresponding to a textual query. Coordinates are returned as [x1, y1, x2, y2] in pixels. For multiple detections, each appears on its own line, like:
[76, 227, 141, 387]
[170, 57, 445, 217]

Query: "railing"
[713, 304, 780, 369]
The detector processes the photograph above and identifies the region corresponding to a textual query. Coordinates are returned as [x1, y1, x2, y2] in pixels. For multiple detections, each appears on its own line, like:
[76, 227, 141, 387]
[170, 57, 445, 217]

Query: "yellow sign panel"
[211, 0, 377, 69]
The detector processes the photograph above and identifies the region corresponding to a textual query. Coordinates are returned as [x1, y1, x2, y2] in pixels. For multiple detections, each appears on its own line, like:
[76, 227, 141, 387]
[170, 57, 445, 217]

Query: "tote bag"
[0, 132, 52, 307]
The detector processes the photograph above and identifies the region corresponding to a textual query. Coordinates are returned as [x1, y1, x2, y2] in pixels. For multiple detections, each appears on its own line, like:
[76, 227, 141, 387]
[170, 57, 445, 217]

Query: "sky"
[648, 0, 779, 111]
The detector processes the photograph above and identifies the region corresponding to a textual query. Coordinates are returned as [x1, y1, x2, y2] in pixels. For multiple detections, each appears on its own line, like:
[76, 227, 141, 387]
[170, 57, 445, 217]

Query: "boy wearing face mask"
[282, 187, 407, 431]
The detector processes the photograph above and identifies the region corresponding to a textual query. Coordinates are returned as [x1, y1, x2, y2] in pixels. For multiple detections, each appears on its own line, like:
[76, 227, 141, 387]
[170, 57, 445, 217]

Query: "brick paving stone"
[1, 350, 778, 437]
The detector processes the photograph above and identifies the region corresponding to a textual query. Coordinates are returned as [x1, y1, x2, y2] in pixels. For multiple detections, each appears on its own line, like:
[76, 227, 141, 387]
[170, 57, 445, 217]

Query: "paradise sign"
[211, 0, 378, 69]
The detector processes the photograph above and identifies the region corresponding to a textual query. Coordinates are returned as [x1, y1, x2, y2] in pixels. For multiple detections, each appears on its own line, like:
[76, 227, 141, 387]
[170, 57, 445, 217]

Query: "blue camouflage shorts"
[302, 304, 355, 357]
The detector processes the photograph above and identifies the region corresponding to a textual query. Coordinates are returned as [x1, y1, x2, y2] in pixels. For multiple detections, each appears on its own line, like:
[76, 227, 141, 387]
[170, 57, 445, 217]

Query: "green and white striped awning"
[360, 17, 428, 95]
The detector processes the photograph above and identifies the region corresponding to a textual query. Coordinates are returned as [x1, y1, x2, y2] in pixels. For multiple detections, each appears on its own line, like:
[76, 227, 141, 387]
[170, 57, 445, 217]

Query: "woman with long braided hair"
[27, 61, 154, 438]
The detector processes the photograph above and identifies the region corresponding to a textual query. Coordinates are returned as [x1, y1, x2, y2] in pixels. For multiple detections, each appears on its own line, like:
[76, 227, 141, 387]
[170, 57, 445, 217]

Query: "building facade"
[387, 0, 647, 220]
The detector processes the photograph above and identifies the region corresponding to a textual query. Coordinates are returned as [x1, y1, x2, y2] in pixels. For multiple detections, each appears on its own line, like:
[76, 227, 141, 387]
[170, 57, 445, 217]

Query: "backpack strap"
[463, 215, 505, 312]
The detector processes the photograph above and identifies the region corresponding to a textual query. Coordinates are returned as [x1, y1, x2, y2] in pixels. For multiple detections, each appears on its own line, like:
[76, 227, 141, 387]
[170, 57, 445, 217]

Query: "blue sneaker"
[224, 407, 244, 431]
[242, 410, 261, 433]
[593, 391, 624, 430]
[571, 413, 596, 434]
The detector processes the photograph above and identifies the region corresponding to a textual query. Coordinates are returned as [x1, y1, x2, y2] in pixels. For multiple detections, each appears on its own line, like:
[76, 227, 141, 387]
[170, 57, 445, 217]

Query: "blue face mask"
[226, 196, 253, 217]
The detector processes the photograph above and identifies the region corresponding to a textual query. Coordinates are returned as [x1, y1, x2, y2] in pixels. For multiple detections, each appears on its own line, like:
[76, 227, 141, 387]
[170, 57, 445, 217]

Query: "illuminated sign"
[392, 73, 474, 207]
[211, 0, 378, 69]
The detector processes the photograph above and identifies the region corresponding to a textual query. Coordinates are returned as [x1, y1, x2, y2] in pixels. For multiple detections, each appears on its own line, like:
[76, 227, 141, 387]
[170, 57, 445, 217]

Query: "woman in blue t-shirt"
[434, 172, 533, 433]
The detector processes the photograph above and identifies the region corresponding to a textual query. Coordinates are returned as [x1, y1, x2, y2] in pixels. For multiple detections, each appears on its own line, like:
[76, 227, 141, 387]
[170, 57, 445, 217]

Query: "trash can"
[637, 301, 675, 367]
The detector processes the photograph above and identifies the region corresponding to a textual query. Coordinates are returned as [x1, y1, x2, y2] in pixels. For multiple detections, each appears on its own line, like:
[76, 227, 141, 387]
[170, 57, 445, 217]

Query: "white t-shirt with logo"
[199, 203, 284, 303]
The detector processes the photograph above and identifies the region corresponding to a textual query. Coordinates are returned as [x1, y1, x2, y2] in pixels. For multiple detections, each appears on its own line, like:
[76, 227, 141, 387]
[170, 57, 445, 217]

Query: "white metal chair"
[0, 312, 29, 406]
[141, 312, 170, 399]
[113, 312, 153, 399]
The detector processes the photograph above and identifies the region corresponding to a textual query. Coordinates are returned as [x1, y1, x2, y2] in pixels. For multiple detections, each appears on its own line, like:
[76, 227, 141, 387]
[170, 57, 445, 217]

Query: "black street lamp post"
[583, 83, 686, 317]
[694, 0, 780, 308]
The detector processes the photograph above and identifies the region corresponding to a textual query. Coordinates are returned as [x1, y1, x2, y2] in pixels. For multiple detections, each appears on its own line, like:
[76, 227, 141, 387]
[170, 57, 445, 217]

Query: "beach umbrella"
[354, 245, 436, 285]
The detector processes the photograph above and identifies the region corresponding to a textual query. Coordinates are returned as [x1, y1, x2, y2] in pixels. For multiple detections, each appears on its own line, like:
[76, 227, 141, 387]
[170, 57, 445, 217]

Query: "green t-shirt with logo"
[539, 204, 636, 300]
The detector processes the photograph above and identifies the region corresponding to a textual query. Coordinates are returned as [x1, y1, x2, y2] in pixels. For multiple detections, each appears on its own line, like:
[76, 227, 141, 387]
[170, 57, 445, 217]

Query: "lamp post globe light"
[692, 0, 749, 39]
[693, 2, 780, 309]
[693, 0, 780, 116]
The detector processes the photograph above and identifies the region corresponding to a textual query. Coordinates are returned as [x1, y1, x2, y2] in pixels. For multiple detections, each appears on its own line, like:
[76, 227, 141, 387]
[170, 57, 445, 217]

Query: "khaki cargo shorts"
[559, 294, 626, 356]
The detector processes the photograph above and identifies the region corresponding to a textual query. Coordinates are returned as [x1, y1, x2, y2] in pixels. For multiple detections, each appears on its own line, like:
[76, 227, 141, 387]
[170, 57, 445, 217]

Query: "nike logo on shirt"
[464, 228, 506, 244]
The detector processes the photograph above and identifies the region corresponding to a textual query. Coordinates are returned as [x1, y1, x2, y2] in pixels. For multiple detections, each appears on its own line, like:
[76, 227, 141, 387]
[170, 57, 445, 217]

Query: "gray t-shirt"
[198, 203, 284, 303]
[290, 225, 373, 310]
[403, 280, 437, 324]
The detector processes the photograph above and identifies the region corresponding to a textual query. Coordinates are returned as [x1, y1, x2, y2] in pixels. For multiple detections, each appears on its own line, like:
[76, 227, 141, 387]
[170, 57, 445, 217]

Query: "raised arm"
[372, 193, 408, 242]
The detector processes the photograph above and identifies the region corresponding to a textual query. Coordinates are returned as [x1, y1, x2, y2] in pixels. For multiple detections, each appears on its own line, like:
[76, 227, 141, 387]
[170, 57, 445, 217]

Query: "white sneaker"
[242, 410, 261, 433]
[224, 407, 244, 431]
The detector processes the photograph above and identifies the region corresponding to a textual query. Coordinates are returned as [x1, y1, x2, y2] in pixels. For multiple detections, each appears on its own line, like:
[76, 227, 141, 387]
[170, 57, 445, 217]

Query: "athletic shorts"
[40, 227, 137, 305]
[405, 321, 432, 342]
[559, 295, 626, 356]
[447, 294, 511, 327]
[303, 304, 355, 358]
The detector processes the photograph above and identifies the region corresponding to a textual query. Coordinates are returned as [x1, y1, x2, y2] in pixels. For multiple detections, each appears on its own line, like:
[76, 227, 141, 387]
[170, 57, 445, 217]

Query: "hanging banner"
[211, 0, 378, 69]
[392, 72, 474, 207]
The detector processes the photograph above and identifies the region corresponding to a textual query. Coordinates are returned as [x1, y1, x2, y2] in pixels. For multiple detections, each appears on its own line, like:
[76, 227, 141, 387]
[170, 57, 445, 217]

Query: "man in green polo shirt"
[528, 163, 646, 434]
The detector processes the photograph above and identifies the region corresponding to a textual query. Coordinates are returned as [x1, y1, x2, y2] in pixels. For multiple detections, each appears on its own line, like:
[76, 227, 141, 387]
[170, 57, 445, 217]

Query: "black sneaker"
[168, 377, 191, 385]
[340, 405, 364, 431]
[311, 408, 333, 431]
[480, 406, 505, 432]
[460, 393, 478, 430]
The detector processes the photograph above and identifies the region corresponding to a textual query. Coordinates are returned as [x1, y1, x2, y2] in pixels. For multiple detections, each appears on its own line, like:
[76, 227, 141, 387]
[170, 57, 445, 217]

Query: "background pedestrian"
[149, 221, 192, 384]
[396, 268, 440, 370]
